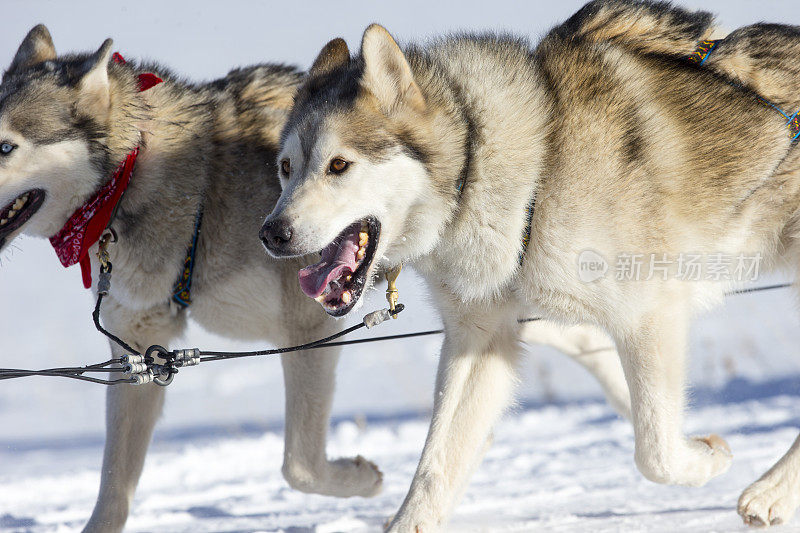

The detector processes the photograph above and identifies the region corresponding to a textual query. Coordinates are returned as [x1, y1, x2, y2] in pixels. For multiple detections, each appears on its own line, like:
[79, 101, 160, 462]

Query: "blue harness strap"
[688, 39, 719, 66]
[523, 39, 798, 269]
[171, 207, 204, 308]
[786, 111, 800, 142]
[689, 39, 800, 143]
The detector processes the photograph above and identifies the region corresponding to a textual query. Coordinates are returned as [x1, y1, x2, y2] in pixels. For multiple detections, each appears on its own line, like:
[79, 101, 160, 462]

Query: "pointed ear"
[360, 24, 424, 112]
[5, 24, 56, 80]
[309, 38, 350, 77]
[76, 38, 114, 117]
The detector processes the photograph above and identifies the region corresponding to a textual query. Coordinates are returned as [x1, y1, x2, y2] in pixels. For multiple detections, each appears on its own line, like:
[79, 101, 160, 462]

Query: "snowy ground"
[2, 1, 800, 532]
[3, 392, 800, 533]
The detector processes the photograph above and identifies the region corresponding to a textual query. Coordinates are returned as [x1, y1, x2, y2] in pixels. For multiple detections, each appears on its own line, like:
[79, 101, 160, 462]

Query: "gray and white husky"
[262, 0, 800, 529]
[0, 23, 630, 531]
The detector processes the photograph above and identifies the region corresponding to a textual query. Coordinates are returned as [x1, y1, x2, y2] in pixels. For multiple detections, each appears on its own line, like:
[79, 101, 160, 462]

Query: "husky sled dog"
[0, 24, 634, 532]
[262, 0, 800, 529]
[0, 25, 381, 532]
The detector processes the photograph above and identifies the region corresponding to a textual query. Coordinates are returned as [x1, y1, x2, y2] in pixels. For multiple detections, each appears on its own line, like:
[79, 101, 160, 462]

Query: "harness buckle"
[385, 264, 403, 318]
[97, 228, 117, 273]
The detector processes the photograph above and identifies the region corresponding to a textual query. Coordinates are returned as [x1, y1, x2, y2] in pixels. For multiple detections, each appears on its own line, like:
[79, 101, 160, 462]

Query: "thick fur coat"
[0, 23, 631, 532]
[262, 0, 800, 529]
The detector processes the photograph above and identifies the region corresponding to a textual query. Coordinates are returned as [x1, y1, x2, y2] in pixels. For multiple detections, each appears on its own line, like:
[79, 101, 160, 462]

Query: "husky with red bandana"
[0, 24, 387, 532]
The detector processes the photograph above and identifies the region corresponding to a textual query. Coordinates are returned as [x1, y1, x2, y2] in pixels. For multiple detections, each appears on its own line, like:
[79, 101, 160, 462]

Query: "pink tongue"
[298, 223, 361, 298]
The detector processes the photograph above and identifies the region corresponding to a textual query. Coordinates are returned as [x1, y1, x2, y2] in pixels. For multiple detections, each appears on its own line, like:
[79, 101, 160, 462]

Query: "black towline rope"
[0, 282, 792, 387]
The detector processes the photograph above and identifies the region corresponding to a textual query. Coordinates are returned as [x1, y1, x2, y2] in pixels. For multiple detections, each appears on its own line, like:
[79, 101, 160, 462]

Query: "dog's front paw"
[82, 504, 128, 533]
[738, 468, 800, 527]
[82, 492, 131, 533]
[329, 455, 383, 497]
[385, 515, 438, 533]
[636, 434, 732, 486]
[282, 455, 382, 498]
[678, 434, 733, 486]
[385, 493, 443, 533]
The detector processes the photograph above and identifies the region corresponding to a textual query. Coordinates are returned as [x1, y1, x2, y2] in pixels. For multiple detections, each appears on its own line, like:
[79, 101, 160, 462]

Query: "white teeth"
[345, 274, 352, 282]
[341, 291, 351, 304]
[3, 193, 29, 221]
[359, 231, 369, 247]
[315, 295, 325, 303]
[356, 248, 365, 260]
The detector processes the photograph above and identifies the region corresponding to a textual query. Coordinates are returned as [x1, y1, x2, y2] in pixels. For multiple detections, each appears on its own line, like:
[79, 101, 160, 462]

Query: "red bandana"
[48, 53, 162, 289]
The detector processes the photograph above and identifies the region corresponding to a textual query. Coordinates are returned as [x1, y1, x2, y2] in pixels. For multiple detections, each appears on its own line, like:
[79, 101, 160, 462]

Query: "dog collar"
[48, 53, 163, 289]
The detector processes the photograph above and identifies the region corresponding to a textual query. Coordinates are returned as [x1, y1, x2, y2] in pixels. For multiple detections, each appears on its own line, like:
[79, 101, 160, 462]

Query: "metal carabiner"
[145, 345, 177, 386]
[145, 344, 169, 363]
[153, 368, 176, 386]
[385, 264, 403, 318]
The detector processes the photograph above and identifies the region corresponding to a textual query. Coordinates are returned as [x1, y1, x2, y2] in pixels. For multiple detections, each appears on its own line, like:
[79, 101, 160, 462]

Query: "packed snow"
[2, 1, 800, 532]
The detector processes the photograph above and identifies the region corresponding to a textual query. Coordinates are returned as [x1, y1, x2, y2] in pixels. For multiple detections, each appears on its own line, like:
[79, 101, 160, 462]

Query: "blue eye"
[0, 143, 15, 155]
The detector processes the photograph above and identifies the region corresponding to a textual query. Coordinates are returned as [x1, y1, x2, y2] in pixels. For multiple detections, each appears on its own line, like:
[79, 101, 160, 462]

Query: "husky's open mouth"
[0, 189, 45, 250]
[299, 217, 380, 316]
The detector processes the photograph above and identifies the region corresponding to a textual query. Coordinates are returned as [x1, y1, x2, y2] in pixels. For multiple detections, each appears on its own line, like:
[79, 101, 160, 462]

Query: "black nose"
[260, 217, 295, 256]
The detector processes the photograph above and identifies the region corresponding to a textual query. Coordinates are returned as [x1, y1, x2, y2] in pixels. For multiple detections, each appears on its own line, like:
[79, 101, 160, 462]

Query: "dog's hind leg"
[738, 432, 800, 527]
[83, 300, 185, 533]
[521, 320, 631, 419]
[387, 304, 520, 532]
[615, 301, 732, 487]
[280, 313, 382, 498]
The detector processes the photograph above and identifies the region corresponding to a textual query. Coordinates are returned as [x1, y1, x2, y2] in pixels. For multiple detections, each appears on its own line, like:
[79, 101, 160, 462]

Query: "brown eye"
[328, 158, 350, 175]
[280, 159, 290, 176]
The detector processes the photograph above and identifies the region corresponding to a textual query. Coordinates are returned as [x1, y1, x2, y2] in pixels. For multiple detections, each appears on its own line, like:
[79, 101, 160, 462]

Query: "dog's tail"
[703, 24, 800, 113]
[553, 0, 717, 57]
[212, 64, 303, 146]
